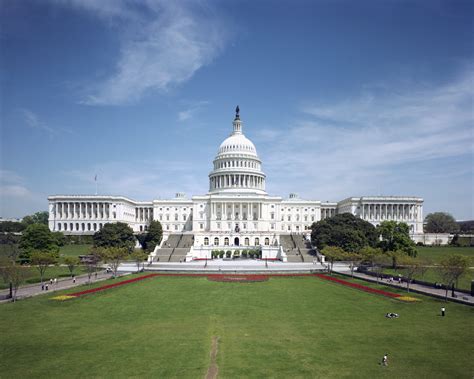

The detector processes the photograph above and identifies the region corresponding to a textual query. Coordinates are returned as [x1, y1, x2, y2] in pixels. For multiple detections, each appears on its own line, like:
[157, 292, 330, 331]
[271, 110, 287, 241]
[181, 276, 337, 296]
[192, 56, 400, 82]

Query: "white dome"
[218, 133, 257, 156]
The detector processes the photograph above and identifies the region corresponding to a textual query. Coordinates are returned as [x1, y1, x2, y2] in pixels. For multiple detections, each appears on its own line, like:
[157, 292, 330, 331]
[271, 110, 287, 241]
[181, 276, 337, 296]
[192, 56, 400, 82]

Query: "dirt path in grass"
[205, 336, 219, 379]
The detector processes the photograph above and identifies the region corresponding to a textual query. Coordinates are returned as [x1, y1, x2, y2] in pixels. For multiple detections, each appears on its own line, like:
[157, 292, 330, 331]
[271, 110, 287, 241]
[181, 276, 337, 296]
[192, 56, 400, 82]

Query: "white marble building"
[48, 107, 424, 258]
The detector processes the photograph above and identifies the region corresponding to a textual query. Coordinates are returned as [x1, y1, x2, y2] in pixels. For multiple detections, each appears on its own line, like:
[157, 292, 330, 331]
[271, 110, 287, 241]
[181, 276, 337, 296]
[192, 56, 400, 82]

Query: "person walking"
[441, 307, 446, 317]
[382, 354, 388, 366]
[54, 278, 57, 286]
[72, 275, 76, 284]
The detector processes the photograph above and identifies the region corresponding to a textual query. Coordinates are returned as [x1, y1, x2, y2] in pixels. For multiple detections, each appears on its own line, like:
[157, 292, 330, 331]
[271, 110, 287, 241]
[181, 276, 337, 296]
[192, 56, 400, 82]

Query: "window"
[244, 237, 249, 246]
[214, 237, 219, 246]
[183, 215, 186, 221]
[265, 238, 270, 246]
[140, 226, 143, 232]
[288, 225, 291, 231]
[271, 223, 275, 230]
[166, 215, 170, 221]
[311, 216, 315, 221]
[166, 224, 169, 230]
[217, 222, 221, 229]
[175, 225, 178, 230]
[254, 237, 260, 245]
[175, 214, 178, 221]
[200, 223, 204, 230]
[288, 215, 291, 221]
[204, 237, 209, 246]
[304, 215, 308, 221]
[58, 223, 61, 231]
[271, 213, 274, 220]
[159, 215, 163, 221]
[224, 237, 229, 246]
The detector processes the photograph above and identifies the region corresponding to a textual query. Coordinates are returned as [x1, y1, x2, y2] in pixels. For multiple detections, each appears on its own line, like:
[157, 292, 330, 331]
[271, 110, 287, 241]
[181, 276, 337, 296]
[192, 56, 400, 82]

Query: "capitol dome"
[208, 107, 266, 195]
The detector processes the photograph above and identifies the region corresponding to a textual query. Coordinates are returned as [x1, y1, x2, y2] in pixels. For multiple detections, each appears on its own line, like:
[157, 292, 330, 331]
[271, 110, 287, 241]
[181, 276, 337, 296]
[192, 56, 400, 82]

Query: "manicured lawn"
[416, 246, 474, 264]
[1, 274, 473, 378]
[59, 244, 92, 257]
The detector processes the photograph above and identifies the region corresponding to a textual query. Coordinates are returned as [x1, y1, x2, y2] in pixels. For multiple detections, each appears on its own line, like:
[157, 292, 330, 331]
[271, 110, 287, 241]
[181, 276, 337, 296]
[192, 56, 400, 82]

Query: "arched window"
[214, 237, 219, 246]
[265, 237, 270, 246]
[82, 223, 85, 231]
[224, 237, 229, 246]
[139, 225, 143, 232]
[93, 223, 97, 231]
[76, 223, 79, 231]
[245, 237, 249, 246]
[87, 223, 91, 231]
[70, 223, 73, 231]
[99, 223, 103, 230]
[204, 237, 209, 246]
[58, 223, 61, 231]
[255, 237, 259, 246]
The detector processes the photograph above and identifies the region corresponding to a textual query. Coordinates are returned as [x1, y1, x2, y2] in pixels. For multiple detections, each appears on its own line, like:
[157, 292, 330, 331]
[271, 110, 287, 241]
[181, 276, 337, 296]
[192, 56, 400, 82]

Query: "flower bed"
[315, 274, 402, 299]
[68, 274, 159, 298]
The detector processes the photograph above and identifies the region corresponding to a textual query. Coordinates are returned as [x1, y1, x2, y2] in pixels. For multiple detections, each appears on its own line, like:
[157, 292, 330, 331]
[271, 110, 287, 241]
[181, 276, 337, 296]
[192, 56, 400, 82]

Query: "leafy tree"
[63, 256, 80, 278]
[321, 246, 346, 274]
[438, 254, 470, 301]
[102, 247, 128, 278]
[346, 251, 362, 278]
[21, 211, 49, 226]
[425, 212, 460, 233]
[311, 213, 378, 252]
[93, 222, 135, 252]
[398, 255, 423, 292]
[377, 221, 416, 257]
[372, 254, 390, 284]
[19, 224, 59, 262]
[385, 250, 405, 269]
[81, 251, 102, 284]
[140, 220, 163, 252]
[0, 221, 25, 233]
[52, 231, 66, 247]
[0, 259, 31, 302]
[131, 250, 148, 273]
[30, 252, 58, 286]
[358, 246, 383, 266]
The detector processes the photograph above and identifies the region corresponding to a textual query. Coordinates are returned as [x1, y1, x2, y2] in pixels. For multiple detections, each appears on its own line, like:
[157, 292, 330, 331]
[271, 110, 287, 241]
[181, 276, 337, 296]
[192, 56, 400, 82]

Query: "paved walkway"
[0, 271, 127, 302]
[334, 269, 474, 306]
[120, 259, 327, 273]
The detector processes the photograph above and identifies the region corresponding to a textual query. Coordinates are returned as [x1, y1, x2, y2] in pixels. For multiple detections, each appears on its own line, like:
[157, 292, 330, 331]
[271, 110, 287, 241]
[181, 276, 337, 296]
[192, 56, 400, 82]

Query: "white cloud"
[256, 70, 474, 218]
[60, 1, 229, 105]
[18, 108, 55, 135]
[178, 100, 210, 121]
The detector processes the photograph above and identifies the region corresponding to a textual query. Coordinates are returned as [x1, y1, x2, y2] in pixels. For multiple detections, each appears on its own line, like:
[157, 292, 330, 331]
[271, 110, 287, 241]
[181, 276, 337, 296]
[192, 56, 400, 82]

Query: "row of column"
[321, 208, 336, 219]
[210, 202, 263, 221]
[136, 207, 153, 222]
[362, 204, 420, 221]
[54, 202, 110, 220]
[210, 174, 265, 190]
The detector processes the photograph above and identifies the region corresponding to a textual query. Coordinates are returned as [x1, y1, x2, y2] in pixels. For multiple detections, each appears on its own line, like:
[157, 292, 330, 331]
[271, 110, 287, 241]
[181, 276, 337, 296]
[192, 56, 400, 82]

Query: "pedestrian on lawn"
[382, 354, 388, 366]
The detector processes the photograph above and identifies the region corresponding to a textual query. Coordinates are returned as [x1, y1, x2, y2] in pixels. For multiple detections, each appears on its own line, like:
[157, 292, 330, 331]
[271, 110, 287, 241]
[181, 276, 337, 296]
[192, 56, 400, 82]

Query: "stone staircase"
[280, 234, 303, 262]
[153, 233, 194, 262]
[290, 234, 316, 263]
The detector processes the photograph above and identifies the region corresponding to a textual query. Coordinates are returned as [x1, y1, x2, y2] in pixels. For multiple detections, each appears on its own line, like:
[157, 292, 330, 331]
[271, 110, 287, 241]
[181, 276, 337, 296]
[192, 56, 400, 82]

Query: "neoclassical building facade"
[48, 108, 424, 258]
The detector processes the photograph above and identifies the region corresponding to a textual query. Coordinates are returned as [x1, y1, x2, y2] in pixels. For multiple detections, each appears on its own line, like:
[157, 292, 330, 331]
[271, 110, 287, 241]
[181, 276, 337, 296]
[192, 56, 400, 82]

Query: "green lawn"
[416, 246, 474, 264]
[59, 244, 92, 257]
[0, 274, 473, 378]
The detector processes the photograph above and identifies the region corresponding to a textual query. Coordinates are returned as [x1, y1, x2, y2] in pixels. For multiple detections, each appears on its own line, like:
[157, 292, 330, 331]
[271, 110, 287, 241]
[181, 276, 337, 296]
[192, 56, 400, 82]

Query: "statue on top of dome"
[235, 105, 240, 120]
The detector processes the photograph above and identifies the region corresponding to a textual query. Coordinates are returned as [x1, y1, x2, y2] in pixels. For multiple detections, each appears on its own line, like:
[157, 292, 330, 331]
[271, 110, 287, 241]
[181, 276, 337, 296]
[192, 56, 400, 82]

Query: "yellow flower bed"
[51, 295, 76, 301]
[397, 296, 421, 302]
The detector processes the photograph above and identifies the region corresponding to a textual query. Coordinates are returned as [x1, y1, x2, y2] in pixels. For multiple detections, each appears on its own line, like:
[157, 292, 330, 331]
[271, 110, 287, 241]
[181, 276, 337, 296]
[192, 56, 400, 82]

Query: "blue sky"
[1, 0, 473, 220]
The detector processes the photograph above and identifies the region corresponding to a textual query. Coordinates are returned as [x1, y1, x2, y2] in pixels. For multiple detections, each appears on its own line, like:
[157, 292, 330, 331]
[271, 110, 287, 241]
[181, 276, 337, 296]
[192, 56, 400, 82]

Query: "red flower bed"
[69, 274, 159, 297]
[315, 274, 401, 298]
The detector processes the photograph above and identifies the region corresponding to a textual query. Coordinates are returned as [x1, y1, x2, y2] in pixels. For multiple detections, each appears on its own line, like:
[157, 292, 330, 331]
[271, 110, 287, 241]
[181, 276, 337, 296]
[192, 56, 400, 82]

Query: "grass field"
[1, 274, 473, 378]
[59, 244, 92, 257]
[415, 246, 474, 264]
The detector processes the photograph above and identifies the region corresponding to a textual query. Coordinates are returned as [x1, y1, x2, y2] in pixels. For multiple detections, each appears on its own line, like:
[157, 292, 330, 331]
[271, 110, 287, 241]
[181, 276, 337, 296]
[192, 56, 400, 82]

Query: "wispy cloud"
[18, 108, 55, 135]
[257, 70, 474, 211]
[178, 100, 209, 121]
[59, 1, 229, 106]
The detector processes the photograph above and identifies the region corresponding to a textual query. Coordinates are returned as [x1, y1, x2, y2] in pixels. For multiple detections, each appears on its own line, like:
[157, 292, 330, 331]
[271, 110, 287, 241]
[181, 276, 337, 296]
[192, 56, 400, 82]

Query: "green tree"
[19, 224, 59, 262]
[52, 231, 66, 247]
[21, 211, 49, 226]
[372, 254, 390, 284]
[0, 221, 25, 233]
[399, 255, 423, 292]
[93, 222, 135, 252]
[131, 250, 148, 273]
[377, 221, 416, 257]
[346, 251, 362, 278]
[102, 247, 128, 278]
[425, 212, 460, 233]
[0, 259, 31, 302]
[358, 246, 383, 266]
[438, 254, 470, 301]
[321, 246, 346, 274]
[30, 251, 58, 286]
[63, 256, 80, 278]
[311, 213, 378, 252]
[140, 220, 163, 252]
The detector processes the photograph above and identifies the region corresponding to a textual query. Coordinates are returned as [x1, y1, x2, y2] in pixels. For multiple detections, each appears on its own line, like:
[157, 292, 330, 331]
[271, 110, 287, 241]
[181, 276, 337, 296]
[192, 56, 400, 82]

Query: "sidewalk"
[0, 271, 127, 303]
[334, 269, 474, 306]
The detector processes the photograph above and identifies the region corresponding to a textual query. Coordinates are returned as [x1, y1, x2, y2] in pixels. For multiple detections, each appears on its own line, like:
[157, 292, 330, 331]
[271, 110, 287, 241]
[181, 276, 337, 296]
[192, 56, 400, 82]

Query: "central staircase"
[152, 234, 194, 262]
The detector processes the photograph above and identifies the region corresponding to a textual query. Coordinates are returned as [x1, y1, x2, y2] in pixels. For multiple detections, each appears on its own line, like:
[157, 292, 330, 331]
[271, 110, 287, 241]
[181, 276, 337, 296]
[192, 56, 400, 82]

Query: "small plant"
[226, 250, 232, 258]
